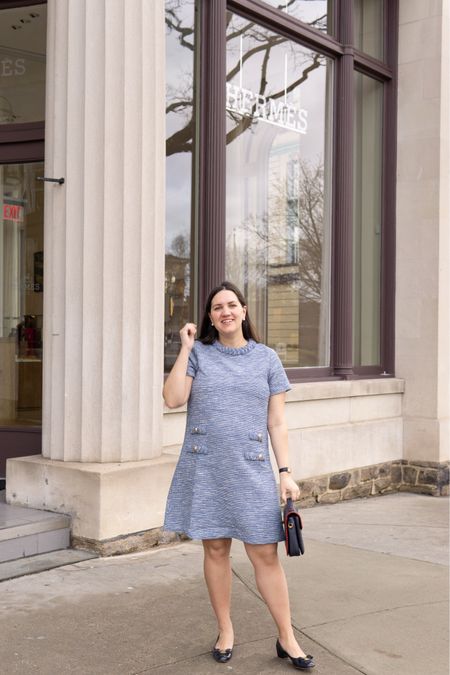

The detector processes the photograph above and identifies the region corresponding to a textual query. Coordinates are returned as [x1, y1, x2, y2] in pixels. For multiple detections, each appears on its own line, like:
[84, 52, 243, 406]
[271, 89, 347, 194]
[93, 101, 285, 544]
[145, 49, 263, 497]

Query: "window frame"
[0, 121, 44, 161]
[194, 0, 398, 381]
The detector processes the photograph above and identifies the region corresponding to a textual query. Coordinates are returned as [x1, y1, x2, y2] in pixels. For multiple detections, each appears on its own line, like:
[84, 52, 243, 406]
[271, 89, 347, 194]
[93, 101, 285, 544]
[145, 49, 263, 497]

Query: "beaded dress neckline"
[212, 339, 256, 356]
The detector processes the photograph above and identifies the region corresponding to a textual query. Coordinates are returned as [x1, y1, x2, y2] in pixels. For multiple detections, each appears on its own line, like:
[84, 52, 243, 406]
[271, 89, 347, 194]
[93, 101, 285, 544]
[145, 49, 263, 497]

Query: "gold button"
[258, 453, 263, 459]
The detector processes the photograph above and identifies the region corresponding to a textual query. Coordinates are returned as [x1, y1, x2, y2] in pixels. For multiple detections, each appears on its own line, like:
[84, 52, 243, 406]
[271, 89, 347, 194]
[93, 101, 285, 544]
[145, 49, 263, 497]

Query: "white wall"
[396, 0, 450, 462]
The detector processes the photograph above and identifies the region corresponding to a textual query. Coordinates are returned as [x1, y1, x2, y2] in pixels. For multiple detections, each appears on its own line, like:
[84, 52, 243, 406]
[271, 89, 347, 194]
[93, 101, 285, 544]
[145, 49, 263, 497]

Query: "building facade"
[1, 0, 448, 552]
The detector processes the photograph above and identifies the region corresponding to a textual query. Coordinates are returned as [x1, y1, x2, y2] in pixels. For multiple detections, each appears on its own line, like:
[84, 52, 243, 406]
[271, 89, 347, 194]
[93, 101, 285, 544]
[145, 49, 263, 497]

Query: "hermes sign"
[226, 82, 308, 135]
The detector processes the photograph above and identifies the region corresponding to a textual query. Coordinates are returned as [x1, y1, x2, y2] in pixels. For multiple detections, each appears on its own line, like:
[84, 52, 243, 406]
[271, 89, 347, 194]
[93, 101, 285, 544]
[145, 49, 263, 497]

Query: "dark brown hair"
[199, 281, 260, 345]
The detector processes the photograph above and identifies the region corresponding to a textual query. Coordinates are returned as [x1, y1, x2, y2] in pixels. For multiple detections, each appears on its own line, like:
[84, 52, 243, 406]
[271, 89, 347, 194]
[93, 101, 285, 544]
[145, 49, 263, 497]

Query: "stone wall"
[296, 460, 450, 507]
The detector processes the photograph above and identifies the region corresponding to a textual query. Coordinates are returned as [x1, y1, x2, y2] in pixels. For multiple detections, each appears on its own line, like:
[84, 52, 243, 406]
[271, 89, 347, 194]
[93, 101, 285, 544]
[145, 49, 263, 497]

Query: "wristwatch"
[278, 466, 291, 474]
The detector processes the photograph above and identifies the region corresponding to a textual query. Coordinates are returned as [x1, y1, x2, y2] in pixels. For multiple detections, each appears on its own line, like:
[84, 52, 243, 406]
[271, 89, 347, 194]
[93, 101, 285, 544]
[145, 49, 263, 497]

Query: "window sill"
[287, 377, 405, 403]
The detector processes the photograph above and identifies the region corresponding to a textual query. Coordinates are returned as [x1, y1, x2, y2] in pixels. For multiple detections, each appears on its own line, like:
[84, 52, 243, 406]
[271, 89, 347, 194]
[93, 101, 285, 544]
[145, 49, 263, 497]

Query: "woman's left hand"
[280, 473, 300, 504]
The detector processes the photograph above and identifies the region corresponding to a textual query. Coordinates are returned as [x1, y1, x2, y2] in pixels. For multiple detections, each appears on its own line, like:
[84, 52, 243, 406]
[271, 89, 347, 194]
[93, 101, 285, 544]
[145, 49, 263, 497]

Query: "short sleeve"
[186, 343, 198, 378]
[268, 349, 291, 395]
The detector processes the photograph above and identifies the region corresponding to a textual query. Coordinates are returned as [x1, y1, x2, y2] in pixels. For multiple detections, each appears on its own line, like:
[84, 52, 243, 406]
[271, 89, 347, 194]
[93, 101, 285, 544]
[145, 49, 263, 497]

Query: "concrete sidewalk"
[0, 493, 448, 675]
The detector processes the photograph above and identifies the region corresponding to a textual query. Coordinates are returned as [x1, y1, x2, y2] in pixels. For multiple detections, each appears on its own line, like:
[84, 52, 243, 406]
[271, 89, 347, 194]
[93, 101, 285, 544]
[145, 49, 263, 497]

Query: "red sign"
[3, 203, 24, 222]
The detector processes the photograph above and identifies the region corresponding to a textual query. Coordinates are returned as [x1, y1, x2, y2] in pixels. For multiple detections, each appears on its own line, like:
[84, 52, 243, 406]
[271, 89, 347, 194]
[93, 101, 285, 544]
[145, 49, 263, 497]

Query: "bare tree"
[165, 1, 326, 156]
[170, 233, 190, 259]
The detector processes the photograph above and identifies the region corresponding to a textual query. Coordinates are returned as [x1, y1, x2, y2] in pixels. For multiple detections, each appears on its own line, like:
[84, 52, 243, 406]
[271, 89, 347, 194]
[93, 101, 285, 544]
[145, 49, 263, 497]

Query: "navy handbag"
[283, 498, 305, 556]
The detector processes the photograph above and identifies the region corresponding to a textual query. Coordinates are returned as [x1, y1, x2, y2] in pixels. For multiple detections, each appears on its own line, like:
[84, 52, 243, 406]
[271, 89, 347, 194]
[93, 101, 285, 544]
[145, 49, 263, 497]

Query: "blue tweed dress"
[163, 339, 291, 544]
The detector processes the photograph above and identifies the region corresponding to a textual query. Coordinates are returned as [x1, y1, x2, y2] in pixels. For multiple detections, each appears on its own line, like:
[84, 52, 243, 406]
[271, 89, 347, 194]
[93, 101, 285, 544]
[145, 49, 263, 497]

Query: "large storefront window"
[225, 13, 332, 367]
[164, 0, 397, 378]
[0, 4, 46, 124]
[165, 0, 196, 371]
[0, 162, 43, 425]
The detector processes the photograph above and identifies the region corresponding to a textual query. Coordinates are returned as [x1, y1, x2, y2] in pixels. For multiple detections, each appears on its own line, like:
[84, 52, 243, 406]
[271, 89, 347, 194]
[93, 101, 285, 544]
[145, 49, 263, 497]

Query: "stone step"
[0, 491, 71, 563]
[0, 548, 97, 582]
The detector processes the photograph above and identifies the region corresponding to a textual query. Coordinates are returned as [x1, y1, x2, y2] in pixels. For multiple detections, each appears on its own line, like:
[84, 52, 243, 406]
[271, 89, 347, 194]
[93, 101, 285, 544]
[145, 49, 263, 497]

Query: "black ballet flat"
[212, 634, 233, 663]
[276, 639, 315, 670]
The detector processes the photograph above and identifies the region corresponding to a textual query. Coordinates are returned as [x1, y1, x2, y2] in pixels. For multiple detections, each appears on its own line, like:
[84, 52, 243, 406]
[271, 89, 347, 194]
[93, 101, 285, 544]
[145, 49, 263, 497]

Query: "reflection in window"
[0, 163, 44, 426]
[353, 0, 383, 60]
[225, 13, 333, 367]
[0, 4, 46, 124]
[165, 0, 196, 372]
[261, 0, 331, 33]
[353, 72, 383, 366]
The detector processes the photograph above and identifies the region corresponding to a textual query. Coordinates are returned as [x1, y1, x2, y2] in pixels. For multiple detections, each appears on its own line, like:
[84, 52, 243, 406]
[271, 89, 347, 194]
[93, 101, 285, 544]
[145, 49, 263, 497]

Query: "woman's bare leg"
[202, 538, 234, 649]
[244, 542, 307, 658]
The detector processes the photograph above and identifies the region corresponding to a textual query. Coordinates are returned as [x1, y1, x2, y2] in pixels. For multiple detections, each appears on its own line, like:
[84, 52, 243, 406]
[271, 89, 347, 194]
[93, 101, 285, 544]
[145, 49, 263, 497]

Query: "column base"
[6, 454, 178, 546]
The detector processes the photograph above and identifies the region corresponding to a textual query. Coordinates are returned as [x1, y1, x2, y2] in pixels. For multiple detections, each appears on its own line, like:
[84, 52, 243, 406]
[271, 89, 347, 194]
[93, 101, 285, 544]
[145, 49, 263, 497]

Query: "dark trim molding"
[379, 0, 399, 376]
[0, 0, 45, 8]
[228, 0, 344, 58]
[0, 140, 44, 163]
[0, 426, 41, 432]
[0, 427, 41, 478]
[332, 0, 354, 378]
[353, 365, 391, 376]
[353, 50, 392, 80]
[0, 121, 45, 144]
[286, 368, 336, 382]
[198, 0, 227, 311]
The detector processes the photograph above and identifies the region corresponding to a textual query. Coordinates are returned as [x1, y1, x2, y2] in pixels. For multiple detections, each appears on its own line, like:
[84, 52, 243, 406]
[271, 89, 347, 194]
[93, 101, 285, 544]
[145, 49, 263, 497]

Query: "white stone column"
[6, 0, 176, 546]
[396, 0, 450, 463]
[43, 0, 166, 463]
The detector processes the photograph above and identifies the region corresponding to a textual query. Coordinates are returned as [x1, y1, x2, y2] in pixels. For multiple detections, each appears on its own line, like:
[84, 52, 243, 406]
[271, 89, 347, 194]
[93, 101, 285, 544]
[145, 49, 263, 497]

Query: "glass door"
[0, 162, 43, 426]
[0, 162, 43, 484]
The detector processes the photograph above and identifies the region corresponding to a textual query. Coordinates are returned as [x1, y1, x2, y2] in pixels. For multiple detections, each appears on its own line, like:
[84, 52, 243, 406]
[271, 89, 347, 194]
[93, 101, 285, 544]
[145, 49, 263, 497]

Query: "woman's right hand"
[180, 322, 197, 352]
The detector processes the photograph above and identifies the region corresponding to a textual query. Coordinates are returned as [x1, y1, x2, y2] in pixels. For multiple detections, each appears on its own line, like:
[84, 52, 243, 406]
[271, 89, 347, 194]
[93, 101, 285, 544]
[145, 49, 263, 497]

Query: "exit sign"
[3, 203, 24, 222]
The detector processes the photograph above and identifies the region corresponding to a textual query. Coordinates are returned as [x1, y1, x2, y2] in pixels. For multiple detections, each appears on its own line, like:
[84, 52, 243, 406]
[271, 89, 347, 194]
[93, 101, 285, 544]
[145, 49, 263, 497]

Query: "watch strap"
[279, 466, 291, 474]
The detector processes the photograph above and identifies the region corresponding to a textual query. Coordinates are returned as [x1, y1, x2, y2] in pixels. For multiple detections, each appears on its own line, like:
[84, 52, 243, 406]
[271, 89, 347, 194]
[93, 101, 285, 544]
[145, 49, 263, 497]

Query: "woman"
[163, 281, 314, 671]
